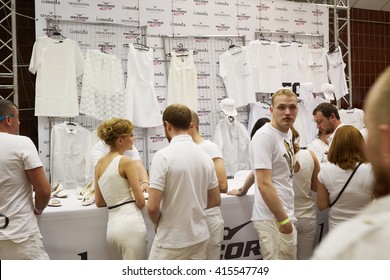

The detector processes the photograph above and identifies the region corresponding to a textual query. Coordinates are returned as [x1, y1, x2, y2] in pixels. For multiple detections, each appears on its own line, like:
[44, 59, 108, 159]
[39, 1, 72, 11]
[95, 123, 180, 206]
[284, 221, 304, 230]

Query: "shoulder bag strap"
[330, 162, 363, 207]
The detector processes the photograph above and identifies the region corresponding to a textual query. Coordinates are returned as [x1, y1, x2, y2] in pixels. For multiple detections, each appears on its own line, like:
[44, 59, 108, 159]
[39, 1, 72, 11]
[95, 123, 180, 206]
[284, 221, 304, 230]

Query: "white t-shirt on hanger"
[249, 40, 282, 93]
[29, 36, 85, 117]
[327, 46, 348, 100]
[308, 47, 329, 93]
[219, 46, 257, 107]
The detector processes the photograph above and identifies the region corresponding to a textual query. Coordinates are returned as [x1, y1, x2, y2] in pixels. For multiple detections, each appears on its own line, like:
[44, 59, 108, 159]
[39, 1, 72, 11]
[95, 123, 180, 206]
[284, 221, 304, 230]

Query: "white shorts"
[0, 233, 49, 260]
[253, 220, 297, 260]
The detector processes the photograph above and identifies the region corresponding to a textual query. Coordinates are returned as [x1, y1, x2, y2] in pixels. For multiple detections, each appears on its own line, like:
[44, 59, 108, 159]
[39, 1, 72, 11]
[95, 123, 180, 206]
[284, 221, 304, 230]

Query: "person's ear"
[379, 124, 390, 167]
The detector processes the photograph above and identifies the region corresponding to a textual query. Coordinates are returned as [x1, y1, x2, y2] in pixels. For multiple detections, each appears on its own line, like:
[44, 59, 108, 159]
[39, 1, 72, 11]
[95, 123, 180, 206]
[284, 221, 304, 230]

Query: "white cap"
[321, 83, 335, 100]
[220, 98, 238, 117]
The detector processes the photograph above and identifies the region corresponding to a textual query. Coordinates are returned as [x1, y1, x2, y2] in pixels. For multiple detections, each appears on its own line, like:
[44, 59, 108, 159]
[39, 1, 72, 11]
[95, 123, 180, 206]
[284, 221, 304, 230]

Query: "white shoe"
[81, 188, 95, 206]
[47, 198, 62, 207]
[51, 183, 68, 198]
[77, 180, 93, 200]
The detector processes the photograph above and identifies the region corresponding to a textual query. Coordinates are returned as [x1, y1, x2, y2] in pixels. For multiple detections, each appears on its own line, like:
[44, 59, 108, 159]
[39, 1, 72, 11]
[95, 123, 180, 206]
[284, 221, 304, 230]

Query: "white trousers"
[253, 220, 297, 260]
[206, 210, 224, 260]
[296, 217, 317, 260]
[148, 239, 208, 260]
[107, 203, 147, 260]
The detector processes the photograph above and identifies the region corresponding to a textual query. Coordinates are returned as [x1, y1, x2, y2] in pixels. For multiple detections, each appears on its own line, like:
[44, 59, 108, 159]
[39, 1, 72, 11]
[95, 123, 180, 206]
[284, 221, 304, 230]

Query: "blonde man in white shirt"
[189, 110, 227, 260]
[250, 89, 299, 260]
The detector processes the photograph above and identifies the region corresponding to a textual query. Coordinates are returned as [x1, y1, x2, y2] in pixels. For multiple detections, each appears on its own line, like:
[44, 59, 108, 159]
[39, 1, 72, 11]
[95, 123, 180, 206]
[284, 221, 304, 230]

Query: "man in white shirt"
[250, 89, 298, 259]
[147, 104, 220, 260]
[312, 102, 344, 163]
[312, 66, 390, 259]
[189, 110, 227, 260]
[0, 100, 51, 259]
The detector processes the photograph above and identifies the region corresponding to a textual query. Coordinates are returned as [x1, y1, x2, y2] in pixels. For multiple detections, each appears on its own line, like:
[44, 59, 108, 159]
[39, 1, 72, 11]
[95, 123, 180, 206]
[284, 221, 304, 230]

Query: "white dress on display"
[80, 50, 126, 120]
[29, 36, 85, 117]
[126, 44, 162, 127]
[167, 51, 197, 111]
[98, 155, 147, 260]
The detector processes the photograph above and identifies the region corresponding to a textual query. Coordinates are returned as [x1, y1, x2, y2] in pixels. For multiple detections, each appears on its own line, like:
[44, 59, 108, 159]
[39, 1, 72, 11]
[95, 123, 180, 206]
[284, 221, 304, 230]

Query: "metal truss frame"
[0, 0, 17, 105]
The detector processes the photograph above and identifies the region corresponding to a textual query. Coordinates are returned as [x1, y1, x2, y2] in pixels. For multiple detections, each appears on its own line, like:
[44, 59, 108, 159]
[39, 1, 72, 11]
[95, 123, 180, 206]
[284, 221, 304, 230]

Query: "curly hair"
[97, 118, 134, 147]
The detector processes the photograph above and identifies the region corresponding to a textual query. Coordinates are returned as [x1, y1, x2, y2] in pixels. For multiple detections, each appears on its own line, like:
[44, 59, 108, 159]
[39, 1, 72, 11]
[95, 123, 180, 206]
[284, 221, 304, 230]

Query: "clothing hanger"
[309, 41, 323, 49]
[166, 43, 198, 57]
[278, 35, 291, 47]
[328, 44, 339, 54]
[49, 25, 66, 41]
[133, 37, 151, 51]
[227, 39, 242, 55]
[66, 118, 76, 126]
[291, 35, 303, 46]
[258, 33, 271, 45]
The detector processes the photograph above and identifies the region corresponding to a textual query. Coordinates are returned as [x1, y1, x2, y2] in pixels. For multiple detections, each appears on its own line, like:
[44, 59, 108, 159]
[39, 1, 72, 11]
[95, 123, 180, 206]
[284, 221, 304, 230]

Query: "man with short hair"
[250, 88, 299, 260]
[147, 103, 220, 260]
[311, 102, 344, 163]
[189, 110, 226, 260]
[312, 66, 390, 259]
[0, 99, 51, 259]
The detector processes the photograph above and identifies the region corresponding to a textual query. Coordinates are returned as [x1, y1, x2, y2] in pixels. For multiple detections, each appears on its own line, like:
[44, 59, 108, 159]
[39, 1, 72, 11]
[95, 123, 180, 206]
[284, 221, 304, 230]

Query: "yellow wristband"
[279, 217, 290, 226]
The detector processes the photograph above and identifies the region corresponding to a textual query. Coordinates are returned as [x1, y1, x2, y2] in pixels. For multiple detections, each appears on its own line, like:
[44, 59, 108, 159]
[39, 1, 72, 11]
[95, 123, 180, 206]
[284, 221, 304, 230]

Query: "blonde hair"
[97, 118, 134, 147]
[328, 125, 368, 170]
[271, 88, 297, 106]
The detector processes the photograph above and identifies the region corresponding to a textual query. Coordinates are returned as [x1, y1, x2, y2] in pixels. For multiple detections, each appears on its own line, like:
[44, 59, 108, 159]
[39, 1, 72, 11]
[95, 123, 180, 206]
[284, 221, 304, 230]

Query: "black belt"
[107, 200, 135, 210]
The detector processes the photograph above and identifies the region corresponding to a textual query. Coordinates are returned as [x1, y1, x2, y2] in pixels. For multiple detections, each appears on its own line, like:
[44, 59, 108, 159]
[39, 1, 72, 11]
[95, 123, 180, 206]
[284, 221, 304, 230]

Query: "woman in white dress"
[94, 118, 147, 259]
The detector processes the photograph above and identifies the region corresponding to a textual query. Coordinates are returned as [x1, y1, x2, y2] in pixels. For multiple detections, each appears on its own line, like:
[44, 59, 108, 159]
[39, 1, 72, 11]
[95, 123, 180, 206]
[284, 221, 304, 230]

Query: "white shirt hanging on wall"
[296, 43, 312, 84]
[247, 102, 272, 135]
[339, 108, 365, 130]
[79, 50, 126, 120]
[29, 36, 84, 117]
[213, 116, 251, 177]
[219, 46, 257, 108]
[50, 122, 92, 189]
[167, 51, 197, 111]
[278, 43, 299, 86]
[308, 46, 329, 93]
[327, 46, 349, 100]
[126, 44, 162, 128]
[249, 40, 282, 94]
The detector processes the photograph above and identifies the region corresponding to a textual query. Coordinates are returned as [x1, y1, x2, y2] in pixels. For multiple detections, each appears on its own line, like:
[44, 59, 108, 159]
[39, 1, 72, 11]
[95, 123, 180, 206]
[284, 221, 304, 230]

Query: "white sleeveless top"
[98, 155, 135, 208]
[293, 150, 316, 219]
[167, 51, 197, 111]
